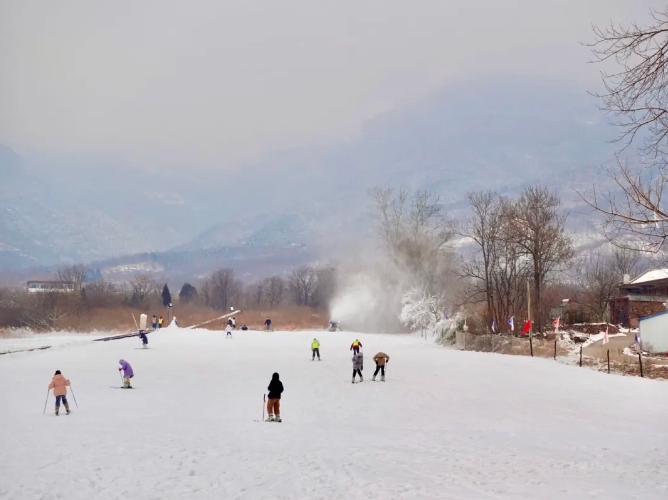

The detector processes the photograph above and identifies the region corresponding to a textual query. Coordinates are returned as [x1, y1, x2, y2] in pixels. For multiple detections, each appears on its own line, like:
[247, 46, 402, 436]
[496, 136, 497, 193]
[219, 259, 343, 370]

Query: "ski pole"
[262, 394, 266, 422]
[70, 386, 79, 409]
[43, 388, 50, 415]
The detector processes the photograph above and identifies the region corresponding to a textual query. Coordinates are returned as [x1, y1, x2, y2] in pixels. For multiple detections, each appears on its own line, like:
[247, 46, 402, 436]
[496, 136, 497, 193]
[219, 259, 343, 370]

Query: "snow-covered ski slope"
[2, 329, 668, 500]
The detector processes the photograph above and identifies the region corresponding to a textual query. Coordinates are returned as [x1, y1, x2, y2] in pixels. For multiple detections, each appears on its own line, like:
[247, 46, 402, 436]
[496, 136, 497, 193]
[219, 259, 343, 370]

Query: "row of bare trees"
[200, 265, 336, 310]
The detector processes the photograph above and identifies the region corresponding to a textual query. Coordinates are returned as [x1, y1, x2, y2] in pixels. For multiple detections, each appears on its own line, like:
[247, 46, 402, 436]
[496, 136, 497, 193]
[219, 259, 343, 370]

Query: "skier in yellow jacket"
[311, 338, 321, 361]
[372, 352, 390, 381]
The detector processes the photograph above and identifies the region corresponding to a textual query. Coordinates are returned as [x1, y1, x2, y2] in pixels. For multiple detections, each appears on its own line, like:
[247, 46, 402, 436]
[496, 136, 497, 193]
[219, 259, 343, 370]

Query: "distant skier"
[311, 338, 321, 361]
[350, 339, 362, 354]
[118, 359, 134, 388]
[158, 316, 164, 329]
[152, 315, 158, 330]
[372, 352, 390, 381]
[139, 331, 148, 349]
[48, 370, 71, 415]
[231, 317, 237, 329]
[227, 318, 235, 330]
[170, 316, 178, 327]
[352, 351, 364, 383]
[241, 325, 248, 331]
[264, 317, 272, 330]
[266, 372, 284, 422]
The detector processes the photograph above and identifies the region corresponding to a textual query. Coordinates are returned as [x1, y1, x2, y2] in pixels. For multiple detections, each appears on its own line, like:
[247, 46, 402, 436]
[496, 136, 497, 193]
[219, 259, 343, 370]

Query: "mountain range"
[0, 78, 621, 283]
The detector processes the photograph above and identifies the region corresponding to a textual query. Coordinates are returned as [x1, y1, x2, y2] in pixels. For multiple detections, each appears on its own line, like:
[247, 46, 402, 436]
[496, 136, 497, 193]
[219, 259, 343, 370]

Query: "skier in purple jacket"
[119, 359, 134, 388]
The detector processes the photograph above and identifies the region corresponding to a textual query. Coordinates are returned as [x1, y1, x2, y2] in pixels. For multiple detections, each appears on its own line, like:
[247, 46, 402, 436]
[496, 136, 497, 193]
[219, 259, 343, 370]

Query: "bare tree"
[455, 191, 504, 329]
[57, 264, 89, 291]
[265, 276, 286, 307]
[369, 187, 452, 293]
[457, 192, 531, 331]
[289, 266, 318, 306]
[507, 186, 574, 333]
[588, 8, 668, 161]
[612, 245, 644, 278]
[583, 10, 668, 249]
[129, 274, 159, 309]
[81, 281, 118, 309]
[20, 293, 69, 330]
[248, 281, 265, 308]
[571, 250, 620, 322]
[205, 268, 242, 310]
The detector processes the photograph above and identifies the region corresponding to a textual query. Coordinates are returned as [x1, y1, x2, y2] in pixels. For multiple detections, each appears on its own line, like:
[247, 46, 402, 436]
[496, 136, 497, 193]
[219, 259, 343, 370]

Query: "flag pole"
[527, 280, 533, 357]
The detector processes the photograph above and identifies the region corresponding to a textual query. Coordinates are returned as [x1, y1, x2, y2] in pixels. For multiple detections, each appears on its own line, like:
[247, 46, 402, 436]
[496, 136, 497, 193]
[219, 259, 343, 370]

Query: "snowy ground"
[2, 328, 668, 500]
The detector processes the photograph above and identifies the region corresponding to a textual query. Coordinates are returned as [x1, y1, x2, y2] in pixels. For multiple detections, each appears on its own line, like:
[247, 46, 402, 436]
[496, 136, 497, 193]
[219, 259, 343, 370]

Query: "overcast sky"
[0, 0, 662, 171]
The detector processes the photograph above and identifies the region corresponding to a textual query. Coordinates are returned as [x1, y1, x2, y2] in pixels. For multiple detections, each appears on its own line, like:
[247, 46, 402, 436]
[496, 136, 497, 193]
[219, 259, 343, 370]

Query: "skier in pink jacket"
[48, 370, 71, 415]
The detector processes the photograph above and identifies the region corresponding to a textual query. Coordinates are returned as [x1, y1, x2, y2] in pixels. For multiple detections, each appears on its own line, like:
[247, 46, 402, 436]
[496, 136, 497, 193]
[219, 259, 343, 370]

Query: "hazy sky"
[0, 0, 662, 170]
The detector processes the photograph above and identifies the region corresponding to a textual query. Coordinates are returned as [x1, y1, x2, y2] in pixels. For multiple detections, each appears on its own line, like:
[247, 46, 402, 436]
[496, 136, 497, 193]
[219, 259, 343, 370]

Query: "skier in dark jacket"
[266, 372, 284, 422]
[139, 331, 148, 349]
[264, 317, 272, 331]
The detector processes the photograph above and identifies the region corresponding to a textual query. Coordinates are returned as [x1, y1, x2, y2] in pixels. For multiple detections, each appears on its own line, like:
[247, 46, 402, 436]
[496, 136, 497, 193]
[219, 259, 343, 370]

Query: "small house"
[638, 310, 668, 354]
[608, 269, 668, 327]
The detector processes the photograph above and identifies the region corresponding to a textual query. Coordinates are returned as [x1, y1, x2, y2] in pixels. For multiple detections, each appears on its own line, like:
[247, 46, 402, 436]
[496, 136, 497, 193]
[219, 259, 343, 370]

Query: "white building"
[638, 309, 668, 354]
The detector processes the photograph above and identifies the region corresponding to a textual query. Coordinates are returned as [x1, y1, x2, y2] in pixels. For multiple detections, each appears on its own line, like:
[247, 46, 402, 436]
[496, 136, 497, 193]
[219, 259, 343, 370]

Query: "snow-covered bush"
[399, 287, 454, 342]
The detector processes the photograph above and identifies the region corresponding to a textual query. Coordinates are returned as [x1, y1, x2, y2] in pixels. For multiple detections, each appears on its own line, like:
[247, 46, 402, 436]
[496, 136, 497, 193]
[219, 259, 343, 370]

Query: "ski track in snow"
[1, 329, 668, 499]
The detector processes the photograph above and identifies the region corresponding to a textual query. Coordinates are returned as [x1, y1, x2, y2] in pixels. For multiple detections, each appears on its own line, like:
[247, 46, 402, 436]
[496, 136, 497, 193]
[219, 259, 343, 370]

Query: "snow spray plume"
[328, 243, 444, 333]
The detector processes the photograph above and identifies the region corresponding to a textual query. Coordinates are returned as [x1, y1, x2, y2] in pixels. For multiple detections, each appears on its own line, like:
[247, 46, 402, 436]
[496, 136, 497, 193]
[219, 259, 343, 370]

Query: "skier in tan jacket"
[372, 352, 390, 381]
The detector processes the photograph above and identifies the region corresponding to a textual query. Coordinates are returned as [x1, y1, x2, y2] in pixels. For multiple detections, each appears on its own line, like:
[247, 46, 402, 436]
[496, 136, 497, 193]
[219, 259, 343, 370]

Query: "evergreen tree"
[162, 284, 172, 308]
[179, 283, 198, 303]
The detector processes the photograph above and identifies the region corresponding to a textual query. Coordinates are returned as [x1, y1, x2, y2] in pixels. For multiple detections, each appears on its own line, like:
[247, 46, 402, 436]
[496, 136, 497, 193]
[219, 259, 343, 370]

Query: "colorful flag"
[603, 325, 609, 344]
[553, 317, 560, 332]
[508, 316, 514, 332]
[491, 319, 497, 333]
[522, 319, 532, 335]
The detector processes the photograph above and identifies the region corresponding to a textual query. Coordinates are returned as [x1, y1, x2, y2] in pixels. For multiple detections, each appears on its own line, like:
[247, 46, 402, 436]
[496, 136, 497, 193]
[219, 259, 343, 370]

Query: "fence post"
[553, 339, 557, 360]
[638, 353, 644, 378]
[529, 334, 534, 357]
[579, 346, 583, 367]
[607, 349, 610, 374]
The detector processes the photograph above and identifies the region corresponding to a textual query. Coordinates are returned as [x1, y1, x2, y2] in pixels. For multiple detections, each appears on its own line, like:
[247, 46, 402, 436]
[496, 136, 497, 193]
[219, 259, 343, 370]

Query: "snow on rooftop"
[630, 268, 668, 284]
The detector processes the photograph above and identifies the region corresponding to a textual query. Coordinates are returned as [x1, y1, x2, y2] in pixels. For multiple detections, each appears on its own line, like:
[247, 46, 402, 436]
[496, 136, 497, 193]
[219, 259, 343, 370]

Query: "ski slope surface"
[1, 328, 668, 500]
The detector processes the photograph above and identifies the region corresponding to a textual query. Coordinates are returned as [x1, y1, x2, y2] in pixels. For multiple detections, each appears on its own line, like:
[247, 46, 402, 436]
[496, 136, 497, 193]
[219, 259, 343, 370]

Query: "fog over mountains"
[0, 78, 619, 281]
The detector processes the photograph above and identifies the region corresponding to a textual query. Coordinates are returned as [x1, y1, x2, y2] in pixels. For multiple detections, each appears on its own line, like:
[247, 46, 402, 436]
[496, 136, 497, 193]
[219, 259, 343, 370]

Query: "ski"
[110, 386, 137, 389]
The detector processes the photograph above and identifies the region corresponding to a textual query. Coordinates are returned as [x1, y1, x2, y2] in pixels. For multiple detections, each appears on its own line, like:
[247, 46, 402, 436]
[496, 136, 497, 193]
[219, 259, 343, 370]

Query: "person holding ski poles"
[48, 370, 71, 415]
[350, 339, 362, 354]
[372, 352, 390, 381]
[266, 372, 284, 422]
[119, 359, 134, 388]
[352, 351, 364, 383]
[311, 338, 321, 361]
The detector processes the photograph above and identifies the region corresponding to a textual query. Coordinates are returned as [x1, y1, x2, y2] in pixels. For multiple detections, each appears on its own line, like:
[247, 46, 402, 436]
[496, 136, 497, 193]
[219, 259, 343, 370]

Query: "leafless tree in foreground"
[584, 9, 668, 249]
[588, 8, 668, 160]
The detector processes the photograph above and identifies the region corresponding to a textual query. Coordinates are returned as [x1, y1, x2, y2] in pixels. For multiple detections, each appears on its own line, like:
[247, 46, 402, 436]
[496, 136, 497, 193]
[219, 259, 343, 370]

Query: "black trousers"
[312, 348, 320, 359]
[352, 369, 362, 378]
[373, 364, 385, 377]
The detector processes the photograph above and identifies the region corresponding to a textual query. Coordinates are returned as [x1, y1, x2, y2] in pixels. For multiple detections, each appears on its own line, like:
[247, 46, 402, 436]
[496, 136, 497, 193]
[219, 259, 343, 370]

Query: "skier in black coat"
[266, 372, 284, 422]
[139, 331, 148, 349]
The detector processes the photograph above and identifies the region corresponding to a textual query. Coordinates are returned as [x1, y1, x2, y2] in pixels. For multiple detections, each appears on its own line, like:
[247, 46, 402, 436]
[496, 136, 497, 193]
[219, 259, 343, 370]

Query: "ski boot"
[65, 403, 71, 415]
[55, 406, 60, 416]
[359, 375, 364, 382]
[381, 375, 385, 382]
[265, 415, 275, 422]
[275, 414, 282, 422]
[372, 375, 376, 381]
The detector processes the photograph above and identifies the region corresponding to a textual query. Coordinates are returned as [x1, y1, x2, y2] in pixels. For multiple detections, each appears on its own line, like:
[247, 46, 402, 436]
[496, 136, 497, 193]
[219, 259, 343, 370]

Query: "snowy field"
[1, 328, 668, 500]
